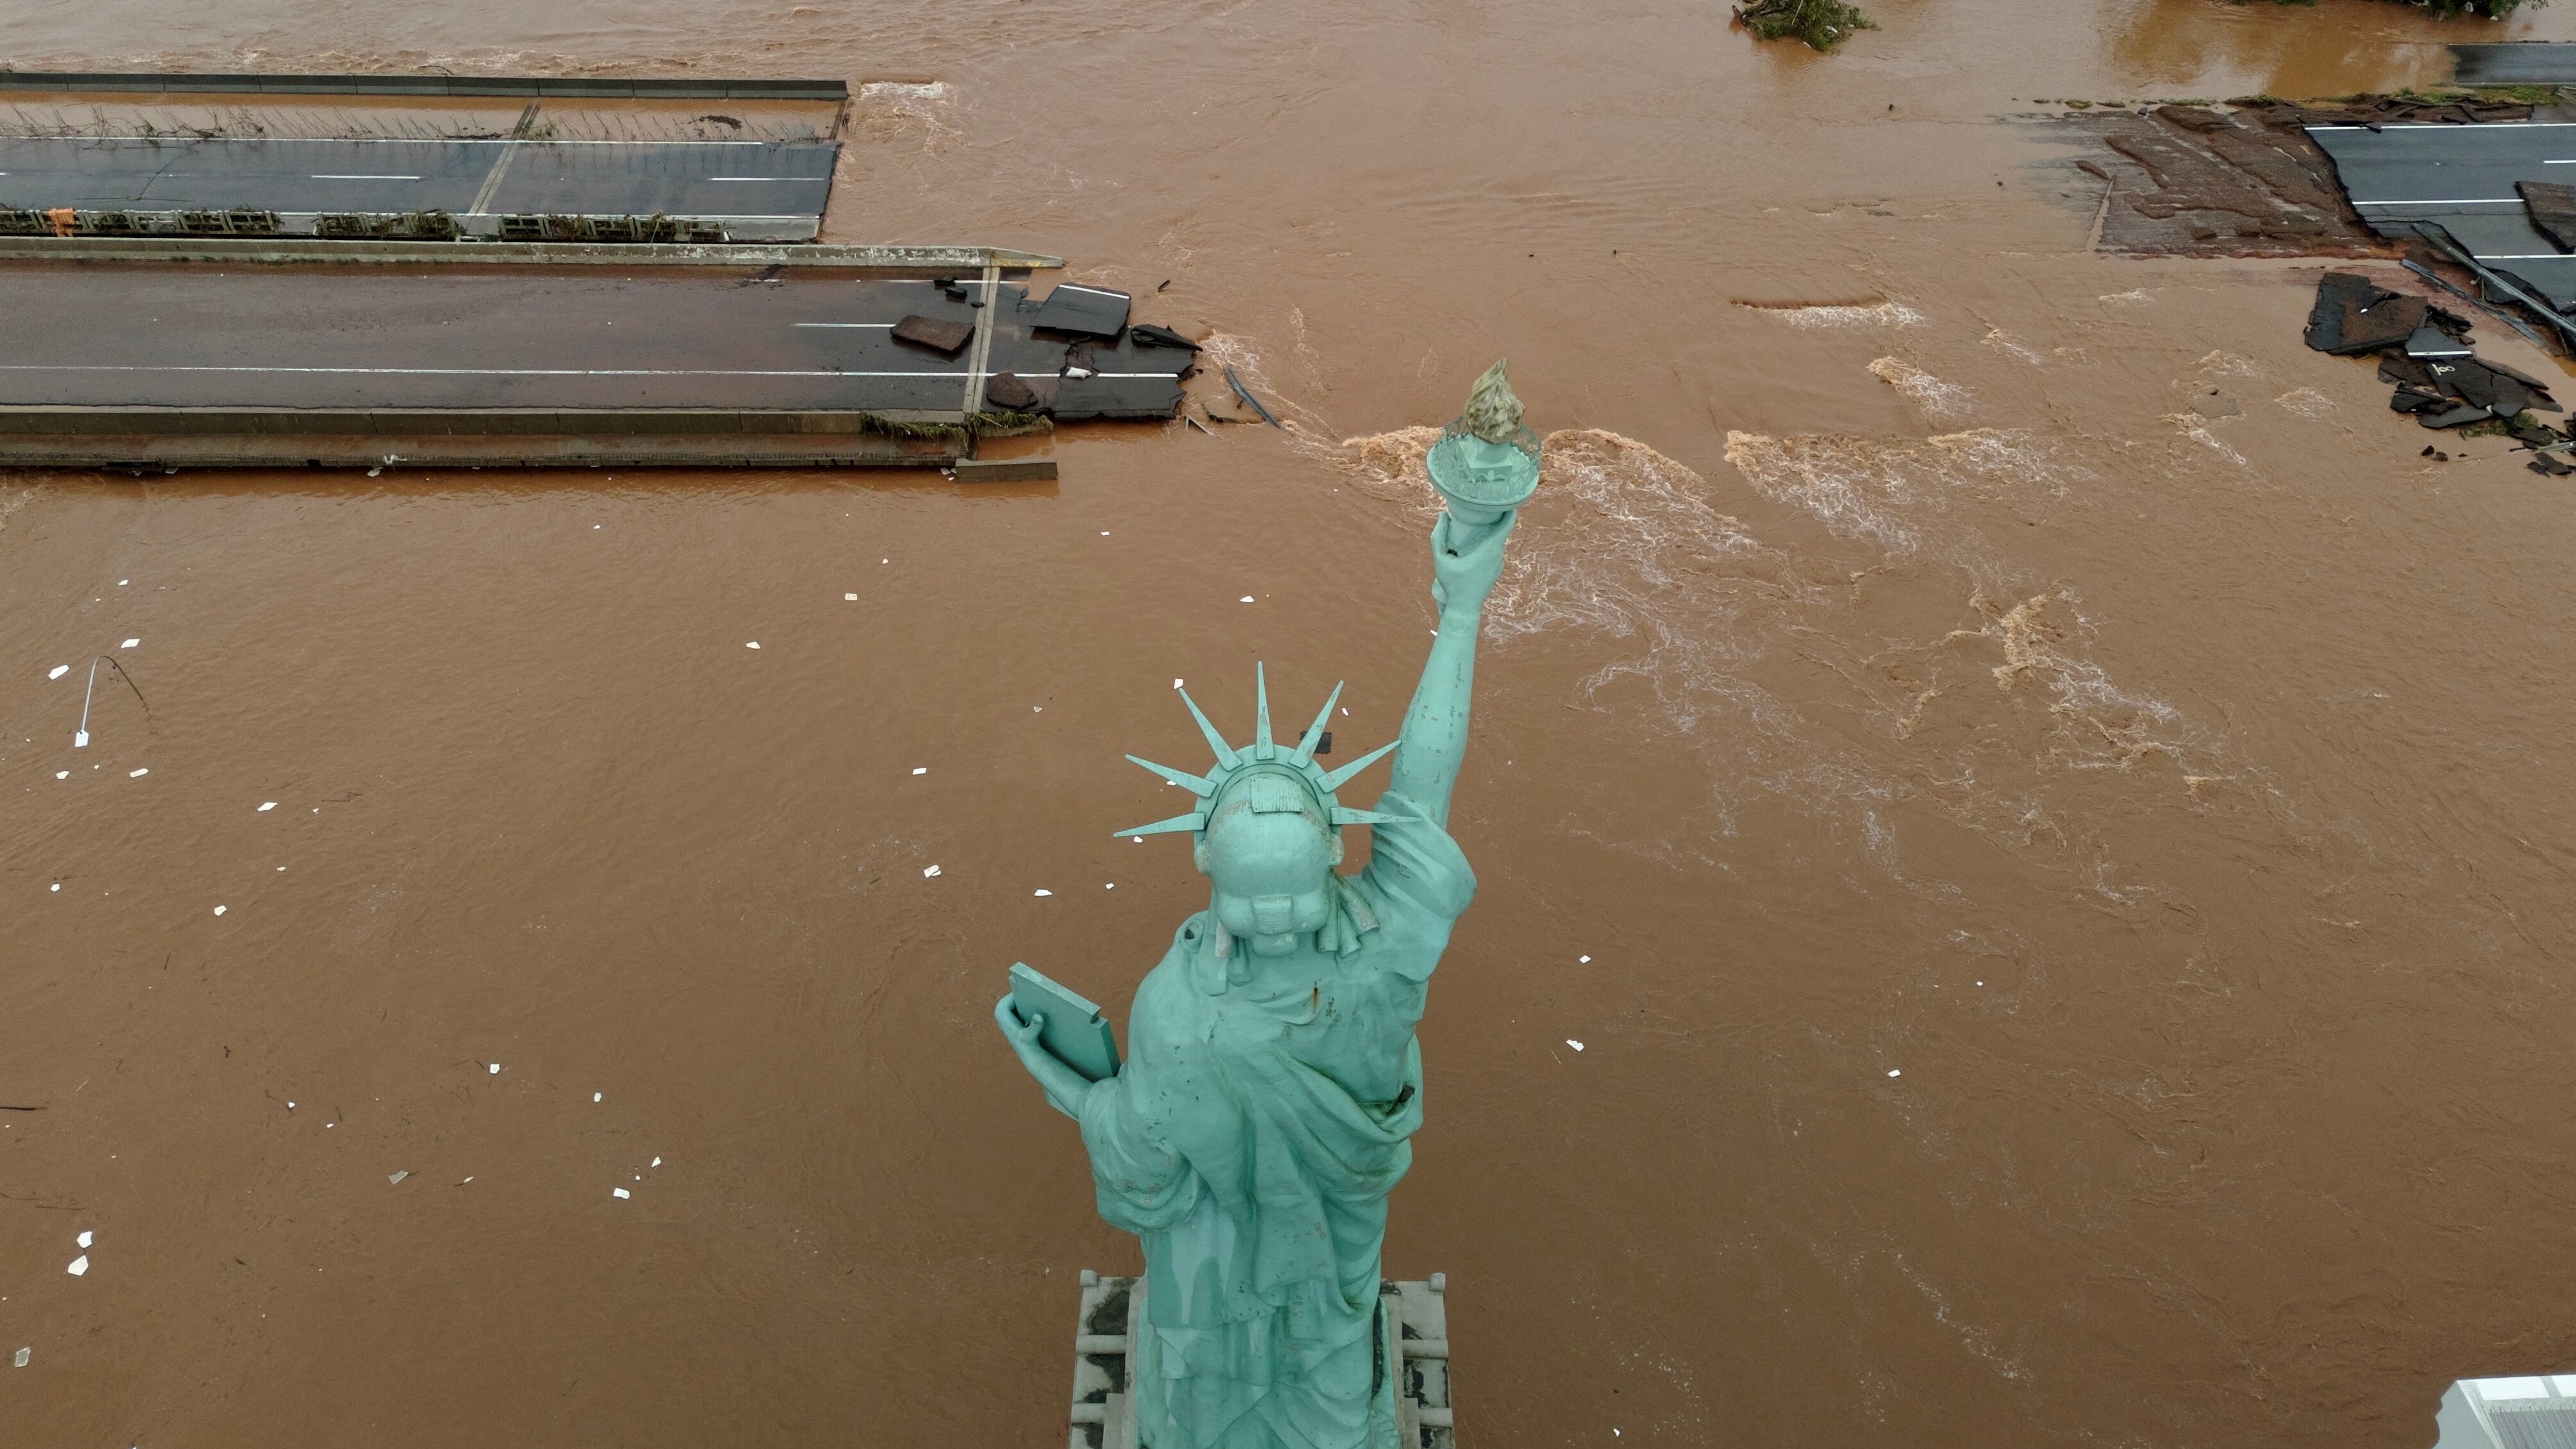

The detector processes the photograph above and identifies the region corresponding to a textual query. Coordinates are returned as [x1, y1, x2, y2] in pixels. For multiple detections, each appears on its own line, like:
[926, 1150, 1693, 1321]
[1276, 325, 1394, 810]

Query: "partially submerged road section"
[0, 137, 838, 242]
[0, 243, 1198, 470]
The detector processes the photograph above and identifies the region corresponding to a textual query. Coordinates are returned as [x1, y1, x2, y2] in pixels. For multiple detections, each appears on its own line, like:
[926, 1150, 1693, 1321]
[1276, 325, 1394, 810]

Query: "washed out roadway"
[2307, 121, 2576, 307]
[0, 264, 1191, 416]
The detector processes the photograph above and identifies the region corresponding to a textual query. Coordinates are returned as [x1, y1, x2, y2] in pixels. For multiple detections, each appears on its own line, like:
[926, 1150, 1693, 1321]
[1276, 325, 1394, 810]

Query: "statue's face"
[1194, 772, 1341, 958]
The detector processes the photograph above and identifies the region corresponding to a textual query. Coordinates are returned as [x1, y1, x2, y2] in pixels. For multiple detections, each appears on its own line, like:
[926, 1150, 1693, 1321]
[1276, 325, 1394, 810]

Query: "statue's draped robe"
[1077, 792, 1475, 1449]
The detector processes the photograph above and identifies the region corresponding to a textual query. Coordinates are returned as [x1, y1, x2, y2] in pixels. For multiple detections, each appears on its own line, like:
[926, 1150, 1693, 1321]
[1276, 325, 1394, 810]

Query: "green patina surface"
[999, 369, 1529, 1449]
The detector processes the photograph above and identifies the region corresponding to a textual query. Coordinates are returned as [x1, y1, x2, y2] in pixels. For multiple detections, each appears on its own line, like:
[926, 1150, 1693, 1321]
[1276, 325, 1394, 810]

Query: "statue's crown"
[1115, 663, 1403, 839]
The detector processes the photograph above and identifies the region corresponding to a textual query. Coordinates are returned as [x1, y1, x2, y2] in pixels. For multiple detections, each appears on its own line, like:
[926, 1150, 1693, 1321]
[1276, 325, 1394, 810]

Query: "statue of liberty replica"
[996, 362, 1539, 1449]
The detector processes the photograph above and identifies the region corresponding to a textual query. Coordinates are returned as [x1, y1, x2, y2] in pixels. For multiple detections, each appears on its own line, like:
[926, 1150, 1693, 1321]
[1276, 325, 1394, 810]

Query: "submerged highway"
[0, 263, 1192, 416]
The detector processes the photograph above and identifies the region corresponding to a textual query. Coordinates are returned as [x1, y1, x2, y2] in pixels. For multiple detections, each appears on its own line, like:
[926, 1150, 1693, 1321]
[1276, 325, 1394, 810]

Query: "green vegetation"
[1736, 0, 1877, 51]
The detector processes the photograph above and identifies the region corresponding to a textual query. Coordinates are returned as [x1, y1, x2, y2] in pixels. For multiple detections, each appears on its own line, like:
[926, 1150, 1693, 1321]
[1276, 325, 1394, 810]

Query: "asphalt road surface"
[2307, 121, 2576, 306]
[0, 137, 838, 232]
[0, 264, 1190, 416]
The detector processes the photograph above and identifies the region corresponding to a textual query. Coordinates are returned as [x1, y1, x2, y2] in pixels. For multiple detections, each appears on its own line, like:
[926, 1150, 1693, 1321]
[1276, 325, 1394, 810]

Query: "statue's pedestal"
[1065, 1270, 1457, 1449]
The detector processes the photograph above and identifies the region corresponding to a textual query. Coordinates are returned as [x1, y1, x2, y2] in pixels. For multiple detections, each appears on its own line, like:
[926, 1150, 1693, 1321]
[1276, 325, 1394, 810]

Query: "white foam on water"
[1869, 357, 1973, 423]
[1758, 301, 1927, 330]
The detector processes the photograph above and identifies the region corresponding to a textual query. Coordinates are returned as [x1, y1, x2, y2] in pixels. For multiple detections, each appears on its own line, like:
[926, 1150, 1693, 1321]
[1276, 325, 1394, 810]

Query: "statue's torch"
[1424, 359, 1541, 551]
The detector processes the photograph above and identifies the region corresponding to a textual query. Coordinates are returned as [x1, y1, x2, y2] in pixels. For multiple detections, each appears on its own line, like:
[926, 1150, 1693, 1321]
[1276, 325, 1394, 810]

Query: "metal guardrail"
[0, 235, 1062, 269]
[0, 72, 848, 100]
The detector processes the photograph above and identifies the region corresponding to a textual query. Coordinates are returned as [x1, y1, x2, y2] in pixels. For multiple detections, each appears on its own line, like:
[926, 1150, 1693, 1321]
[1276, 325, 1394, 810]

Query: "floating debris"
[487, 1063, 500, 1074]
[612, 1187, 631, 1199]
[891, 314, 974, 355]
[1888, 1069, 1902, 1078]
[76, 1230, 92, 1248]
[1735, 0, 1876, 52]
[259, 802, 276, 811]
[745, 641, 760, 650]
[924, 865, 942, 877]
[47, 664, 67, 681]
[128, 768, 148, 778]
[1223, 366, 1284, 428]
[1566, 1040, 1585, 1051]
[911, 767, 928, 775]
[388, 1170, 409, 1185]
[1031, 284, 1131, 339]
[12, 1348, 26, 1368]
[66, 1255, 87, 1276]
[212, 905, 226, 916]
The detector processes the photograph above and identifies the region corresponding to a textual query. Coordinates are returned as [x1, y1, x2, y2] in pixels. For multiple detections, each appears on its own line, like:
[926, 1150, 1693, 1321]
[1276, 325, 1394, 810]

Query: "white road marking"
[706, 176, 811, 182]
[793, 322, 897, 328]
[310, 174, 420, 180]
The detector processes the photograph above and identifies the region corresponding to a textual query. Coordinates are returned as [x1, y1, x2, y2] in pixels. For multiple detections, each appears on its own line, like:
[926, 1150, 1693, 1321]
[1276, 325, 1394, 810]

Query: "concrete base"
[1068, 1271, 1455, 1449]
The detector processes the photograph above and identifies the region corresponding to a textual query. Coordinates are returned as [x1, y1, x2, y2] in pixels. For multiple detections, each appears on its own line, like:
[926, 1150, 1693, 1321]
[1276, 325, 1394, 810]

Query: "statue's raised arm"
[1390, 359, 1539, 827]
[992, 359, 1539, 1449]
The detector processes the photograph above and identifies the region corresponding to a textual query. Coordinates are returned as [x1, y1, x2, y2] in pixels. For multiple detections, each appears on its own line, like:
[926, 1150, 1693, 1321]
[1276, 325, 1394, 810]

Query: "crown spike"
[1113, 810, 1207, 838]
[1318, 738, 1400, 792]
[1126, 754, 1217, 797]
[1289, 681, 1344, 767]
[1176, 685, 1242, 770]
[1253, 662, 1275, 761]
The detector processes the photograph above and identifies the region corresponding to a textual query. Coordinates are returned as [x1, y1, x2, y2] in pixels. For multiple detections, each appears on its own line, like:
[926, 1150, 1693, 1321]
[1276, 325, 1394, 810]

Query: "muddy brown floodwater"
[7, 2, 2576, 1446]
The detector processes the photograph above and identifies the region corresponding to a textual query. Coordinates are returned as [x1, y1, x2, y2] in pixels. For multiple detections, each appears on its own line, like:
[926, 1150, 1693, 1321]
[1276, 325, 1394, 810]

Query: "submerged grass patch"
[1736, 0, 1877, 51]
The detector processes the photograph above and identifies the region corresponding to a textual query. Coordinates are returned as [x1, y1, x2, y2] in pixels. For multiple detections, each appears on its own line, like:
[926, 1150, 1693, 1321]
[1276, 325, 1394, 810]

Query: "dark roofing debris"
[2308, 271, 2576, 473]
[985, 371, 1038, 411]
[891, 314, 975, 356]
[1128, 323, 1199, 352]
[1030, 284, 1132, 339]
[967, 285, 1198, 419]
[2516, 180, 2576, 254]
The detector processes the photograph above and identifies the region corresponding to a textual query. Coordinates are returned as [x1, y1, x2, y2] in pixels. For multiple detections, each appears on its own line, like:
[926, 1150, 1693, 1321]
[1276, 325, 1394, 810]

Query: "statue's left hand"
[992, 994, 1097, 1120]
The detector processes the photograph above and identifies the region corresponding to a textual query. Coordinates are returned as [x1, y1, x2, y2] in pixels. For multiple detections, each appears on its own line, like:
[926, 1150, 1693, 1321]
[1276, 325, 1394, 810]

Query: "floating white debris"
[76, 1231, 92, 1249]
[1132, 836, 1142, 844]
[258, 801, 276, 811]
[1101, 530, 1111, 536]
[1888, 1069, 1902, 1078]
[55, 772, 67, 780]
[845, 593, 858, 601]
[287, 1101, 295, 1109]
[128, 768, 148, 778]
[487, 1063, 500, 1075]
[1976, 980, 1983, 987]
[1034, 889, 1053, 897]
[388, 1171, 409, 1185]
[923, 864, 942, 877]
[593, 1092, 602, 1103]
[1566, 1040, 1585, 1051]
[1240, 595, 1256, 603]
[212, 905, 226, 916]
[118, 579, 128, 586]
[51, 883, 62, 892]
[367, 467, 382, 478]
[1579, 954, 1591, 963]
[1033, 706, 1043, 713]
[745, 641, 760, 650]
[11, 1347, 25, 1368]
[47, 665, 68, 681]
[121, 639, 139, 649]
[1173, 678, 1183, 690]
[651, 1157, 661, 1167]
[65, 1255, 87, 1276]
[612, 1187, 630, 1199]
[1105, 883, 1115, 890]
[911, 767, 927, 775]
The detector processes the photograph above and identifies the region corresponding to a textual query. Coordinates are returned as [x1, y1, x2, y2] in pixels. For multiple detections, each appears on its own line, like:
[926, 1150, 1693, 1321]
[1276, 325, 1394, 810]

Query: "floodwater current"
[5, 2, 2576, 1446]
